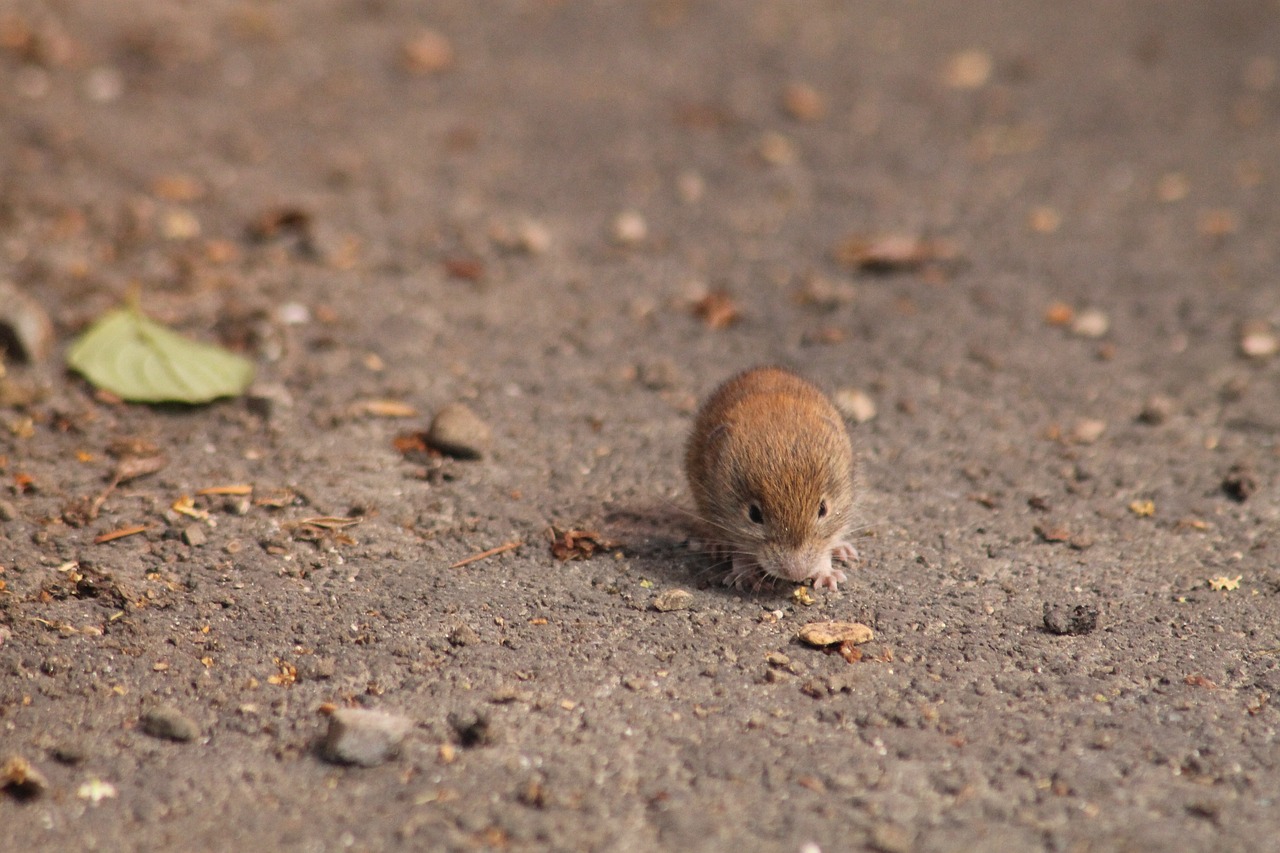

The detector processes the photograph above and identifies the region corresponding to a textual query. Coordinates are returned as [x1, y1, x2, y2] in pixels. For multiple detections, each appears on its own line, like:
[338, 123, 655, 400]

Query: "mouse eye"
[818, 499, 828, 519]
[748, 503, 764, 524]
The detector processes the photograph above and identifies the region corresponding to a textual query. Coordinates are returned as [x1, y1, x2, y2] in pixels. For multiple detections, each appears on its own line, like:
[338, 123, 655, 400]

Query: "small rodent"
[685, 366, 858, 591]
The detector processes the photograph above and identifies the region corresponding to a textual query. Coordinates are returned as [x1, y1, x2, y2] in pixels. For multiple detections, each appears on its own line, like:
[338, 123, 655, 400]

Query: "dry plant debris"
[548, 527, 618, 561]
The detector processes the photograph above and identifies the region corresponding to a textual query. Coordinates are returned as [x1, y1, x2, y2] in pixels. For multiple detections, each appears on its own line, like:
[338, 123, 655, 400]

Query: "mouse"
[685, 366, 859, 591]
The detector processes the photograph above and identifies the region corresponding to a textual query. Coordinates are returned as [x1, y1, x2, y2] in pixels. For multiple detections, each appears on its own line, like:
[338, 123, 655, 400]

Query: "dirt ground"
[2, 1, 1279, 851]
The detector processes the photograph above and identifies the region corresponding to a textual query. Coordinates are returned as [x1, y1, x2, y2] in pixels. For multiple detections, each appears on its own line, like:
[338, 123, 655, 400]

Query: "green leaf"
[66, 307, 255, 404]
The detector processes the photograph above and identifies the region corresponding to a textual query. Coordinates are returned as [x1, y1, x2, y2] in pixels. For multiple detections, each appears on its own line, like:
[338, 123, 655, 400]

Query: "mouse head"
[702, 415, 853, 581]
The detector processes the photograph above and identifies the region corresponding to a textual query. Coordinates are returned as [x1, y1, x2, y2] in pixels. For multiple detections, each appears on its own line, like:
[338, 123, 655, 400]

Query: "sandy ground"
[2, 1, 1279, 851]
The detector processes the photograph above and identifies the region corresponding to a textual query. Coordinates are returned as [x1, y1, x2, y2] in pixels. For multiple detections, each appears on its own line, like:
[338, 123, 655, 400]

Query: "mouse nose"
[772, 549, 818, 582]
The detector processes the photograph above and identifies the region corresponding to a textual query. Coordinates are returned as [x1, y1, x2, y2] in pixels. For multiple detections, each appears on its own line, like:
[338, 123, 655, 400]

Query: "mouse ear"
[702, 422, 731, 468]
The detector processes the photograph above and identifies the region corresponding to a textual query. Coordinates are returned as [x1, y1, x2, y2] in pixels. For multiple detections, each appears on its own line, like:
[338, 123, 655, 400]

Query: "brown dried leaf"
[692, 290, 740, 329]
[549, 527, 618, 562]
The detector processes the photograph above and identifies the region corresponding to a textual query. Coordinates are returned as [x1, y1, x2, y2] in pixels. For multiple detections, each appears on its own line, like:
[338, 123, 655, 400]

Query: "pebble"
[943, 49, 993, 89]
[1240, 325, 1279, 359]
[246, 382, 294, 421]
[1, 756, 47, 800]
[652, 588, 694, 612]
[0, 280, 55, 363]
[611, 211, 648, 247]
[447, 709, 494, 747]
[320, 708, 412, 767]
[1137, 395, 1175, 425]
[401, 29, 454, 74]
[141, 705, 201, 742]
[1071, 309, 1110, 339]
[0, 500, 15, 521]
[181, 524, 207, 547]
[1222, 462, 1258, 502]
[757, 131, 797, 166]
[447, 623, 481, 647]
[797, 621, 874, 647]
[1071, 418, 1107, 445]
[426, 403, 491, 459]
[781, 82, 826, 122]
[296, 656, 336, 680]
[833, 388, 877, 423]
[1042, 603, 1099, 636]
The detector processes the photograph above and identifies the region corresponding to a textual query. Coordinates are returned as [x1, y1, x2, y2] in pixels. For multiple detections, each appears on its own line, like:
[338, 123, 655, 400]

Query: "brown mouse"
[685, 366, 858, 591]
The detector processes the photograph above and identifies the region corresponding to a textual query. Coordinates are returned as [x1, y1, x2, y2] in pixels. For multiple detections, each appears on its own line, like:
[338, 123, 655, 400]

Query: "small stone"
[296, 656, 336, 680]
[489, 217, 551, 255]
[676, 170, 705, 204]
[447, 623, 480, 647]
[637, 359, 682, 391]
[1156, 172, 1190, 203]
[1137, 395, 1175, 425]
[1071, 309, 1110, 339]
[757, 131, 797, 166]
[447, 709, 494, 748]
[1, 756, 47, 801]
[942, 49, 993, 89]
[0, 500, 15, 521]
[84, 65, 124, 102]
[833, 388, 877, 423]
[321, 708, 412, 767]
[1043, 603, 1099, 636]
[1222, 462, 1258, 502]
[426, 403, 491, 460]
[140, 705, 201, 742]
[50, 741, 87, 765]
[246, 382, 294, 421]
[611, 211, 648, 246]
[1240, 326, 1279, 359]
[401, 29, 454, 74]
[1071, 418, 1107, 445]
[796, 621, 874, 647]
[1028, 206, 1061, 233]
[181, 524, 207, 547]
[652, 588, 694, 612]
[869, 823, 915, 853]
[160, 208, 201, 240]
[0, 281, 55, 363]
[781, 82, 826, 122]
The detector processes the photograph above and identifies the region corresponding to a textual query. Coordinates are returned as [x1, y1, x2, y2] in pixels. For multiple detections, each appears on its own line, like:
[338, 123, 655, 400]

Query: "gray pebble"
[182, 524, 207, 547]
[141, 705, 201, 742]
[320, 708, 412, 767]
[0, 280, 54, 363]
[1042, 603, 1099, 636]
[426, 403, 491, 459]
[447, 623, 481, 647]
[652, 589, 694, 612]
[296, 656, 336, 680]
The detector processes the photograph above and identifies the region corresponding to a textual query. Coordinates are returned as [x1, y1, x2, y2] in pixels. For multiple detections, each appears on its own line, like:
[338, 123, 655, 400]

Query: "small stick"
[449, 540, 521, 569]
[94, 524, 150, 544]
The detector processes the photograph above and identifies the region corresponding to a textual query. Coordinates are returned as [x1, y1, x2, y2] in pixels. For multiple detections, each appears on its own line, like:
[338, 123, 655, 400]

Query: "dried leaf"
[67, 307, 254, 404]
[692, 291, 740, 329]
[549, 527, 618, 561]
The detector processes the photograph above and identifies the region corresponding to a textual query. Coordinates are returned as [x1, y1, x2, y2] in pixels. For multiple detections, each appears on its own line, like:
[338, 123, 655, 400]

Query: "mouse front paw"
[811, 567, 847, 591]
[832, 540, 859, 565]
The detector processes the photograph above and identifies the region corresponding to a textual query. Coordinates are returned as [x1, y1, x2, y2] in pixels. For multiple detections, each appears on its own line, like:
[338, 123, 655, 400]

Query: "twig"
[450, 540, 521, 569]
